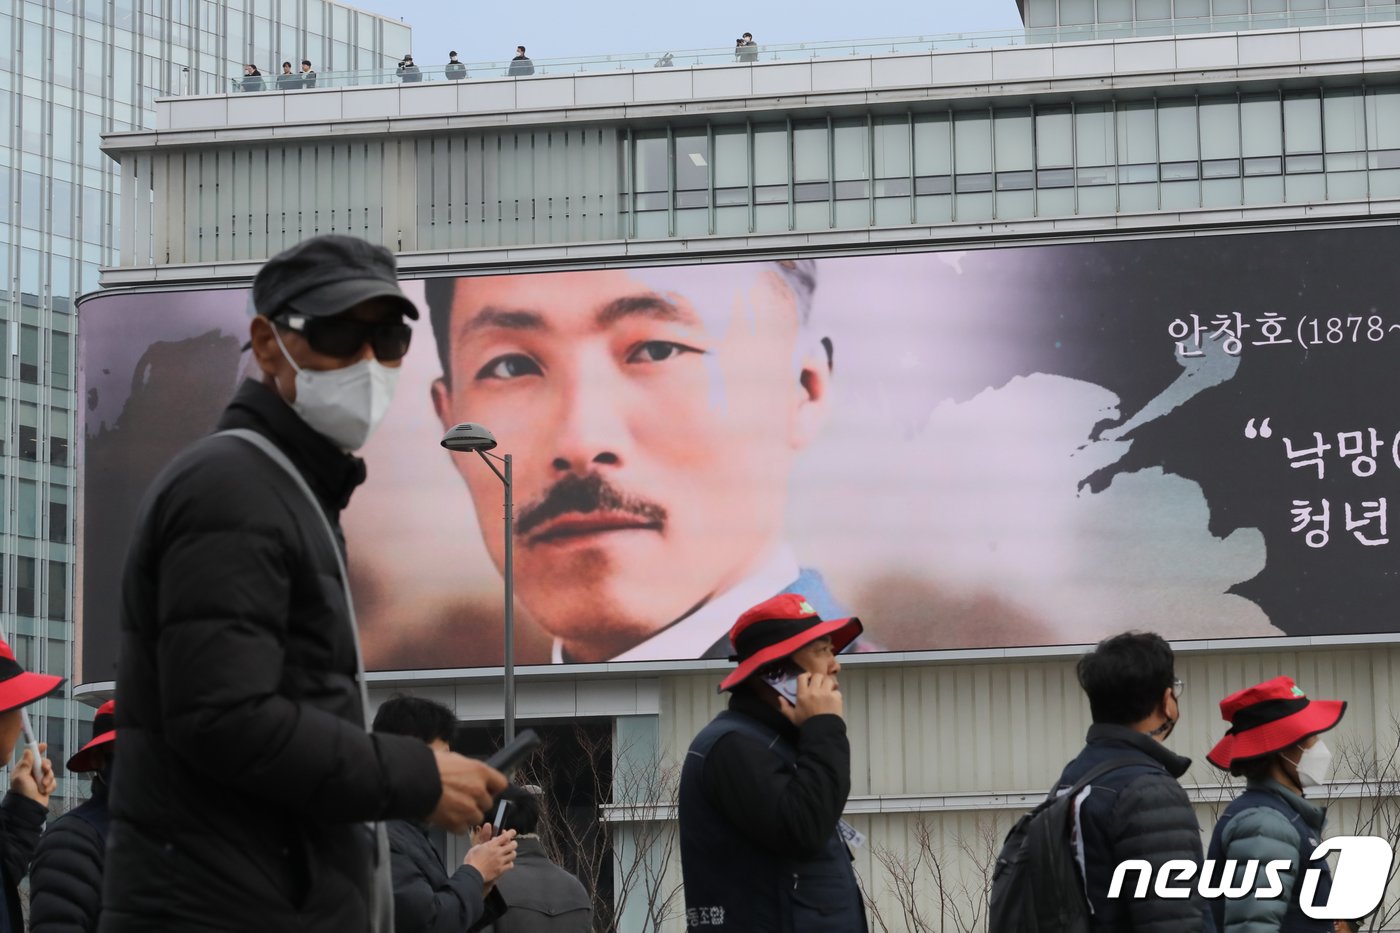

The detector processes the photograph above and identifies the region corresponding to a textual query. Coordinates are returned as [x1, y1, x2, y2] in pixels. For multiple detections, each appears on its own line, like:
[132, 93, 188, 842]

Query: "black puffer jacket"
[30, 779, 109, 932]
[1054, 724, 1215, 933]
[100, 380, 442, 933]
[0, 791, 47, 932]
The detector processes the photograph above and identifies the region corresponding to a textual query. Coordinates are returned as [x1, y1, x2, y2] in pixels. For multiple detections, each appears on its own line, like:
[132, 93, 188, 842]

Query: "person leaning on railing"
[240, 63, 264, 92]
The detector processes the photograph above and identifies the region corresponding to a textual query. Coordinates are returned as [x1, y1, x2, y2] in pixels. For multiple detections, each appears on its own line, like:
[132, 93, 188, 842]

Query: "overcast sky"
[347, 0, 1026, 65]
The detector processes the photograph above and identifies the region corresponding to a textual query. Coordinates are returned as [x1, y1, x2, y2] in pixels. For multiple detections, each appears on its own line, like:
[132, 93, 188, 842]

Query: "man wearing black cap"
[678, 593, 867, 932]
[102, 235, 507, 933]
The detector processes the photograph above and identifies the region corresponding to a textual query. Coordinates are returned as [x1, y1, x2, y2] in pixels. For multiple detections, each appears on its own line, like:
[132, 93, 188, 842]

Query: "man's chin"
[526, 593, 694, 662]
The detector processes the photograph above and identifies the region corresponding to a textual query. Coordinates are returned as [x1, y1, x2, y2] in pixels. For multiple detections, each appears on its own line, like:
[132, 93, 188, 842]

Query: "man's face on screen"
[432, 266, 830, 661]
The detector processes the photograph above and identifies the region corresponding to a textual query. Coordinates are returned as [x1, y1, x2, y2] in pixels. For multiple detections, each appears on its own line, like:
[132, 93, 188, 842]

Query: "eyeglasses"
[1172, 678, 1185, 699]
[276, 312, 412, 362]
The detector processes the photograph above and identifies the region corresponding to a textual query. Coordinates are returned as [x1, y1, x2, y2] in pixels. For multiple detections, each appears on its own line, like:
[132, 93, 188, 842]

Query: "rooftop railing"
[223, 5, 1400, 95]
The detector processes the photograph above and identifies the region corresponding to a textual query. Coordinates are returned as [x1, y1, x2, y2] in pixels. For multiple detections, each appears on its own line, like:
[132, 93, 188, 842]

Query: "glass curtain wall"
[621, 84, 1400, 235]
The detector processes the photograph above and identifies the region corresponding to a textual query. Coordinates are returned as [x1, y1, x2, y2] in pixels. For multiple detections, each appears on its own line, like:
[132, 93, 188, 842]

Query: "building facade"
[1, 0, 407, 806]
[93, 2, 1400, 928]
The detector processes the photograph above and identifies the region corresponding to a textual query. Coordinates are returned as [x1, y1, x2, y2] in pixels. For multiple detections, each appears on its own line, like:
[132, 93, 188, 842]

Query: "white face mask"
[1289, 739, 1333, 789]
[272, 328, 399, 451]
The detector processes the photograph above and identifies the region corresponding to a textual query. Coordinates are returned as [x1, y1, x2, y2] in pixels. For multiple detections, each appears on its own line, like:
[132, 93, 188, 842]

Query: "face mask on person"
[1287, 739, 1333, 789]
[272, 328, 399, 451]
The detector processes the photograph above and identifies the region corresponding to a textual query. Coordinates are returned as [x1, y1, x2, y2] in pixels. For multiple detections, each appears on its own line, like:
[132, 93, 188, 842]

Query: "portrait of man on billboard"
[424, 261, 849, 663]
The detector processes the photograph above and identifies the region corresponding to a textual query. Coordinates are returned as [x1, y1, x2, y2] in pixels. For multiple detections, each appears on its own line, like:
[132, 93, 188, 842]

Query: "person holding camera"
[735, 33, 758, 63]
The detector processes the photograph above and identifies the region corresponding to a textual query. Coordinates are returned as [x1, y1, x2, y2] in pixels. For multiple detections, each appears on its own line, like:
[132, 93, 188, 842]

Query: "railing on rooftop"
[220, 5, 1400, 95]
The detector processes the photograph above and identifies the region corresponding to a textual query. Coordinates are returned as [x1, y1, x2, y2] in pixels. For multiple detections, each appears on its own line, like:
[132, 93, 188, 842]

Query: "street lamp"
[440, 422, 516, 741]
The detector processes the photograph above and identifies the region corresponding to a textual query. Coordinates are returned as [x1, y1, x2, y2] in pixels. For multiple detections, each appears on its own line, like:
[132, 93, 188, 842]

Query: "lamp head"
[441, 423, 498, 452]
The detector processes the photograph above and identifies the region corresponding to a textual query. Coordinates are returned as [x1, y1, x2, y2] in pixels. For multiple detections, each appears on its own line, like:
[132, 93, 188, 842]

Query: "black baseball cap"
[251, 235, 418, 322]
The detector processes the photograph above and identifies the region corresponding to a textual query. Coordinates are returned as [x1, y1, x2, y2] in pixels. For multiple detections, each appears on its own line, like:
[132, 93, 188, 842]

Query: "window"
[712, 126, 749, 206]
[792, 121, 830, 199]
[1242, 94, 1284, 158]
[45, 715, 66, 776]
[631, 130, 668, 237]
[1284, 92, 1324, 155]
[1075, 103, 1115, 174]
[49, 488, 69, 544]
[16, 558, 35, 617]
[18, 403, 38, 460]
[49, 408, 69, 466]
[673, 129, 709, 209]
[47, 561, 66, 622]
[17, 481, 37, 539]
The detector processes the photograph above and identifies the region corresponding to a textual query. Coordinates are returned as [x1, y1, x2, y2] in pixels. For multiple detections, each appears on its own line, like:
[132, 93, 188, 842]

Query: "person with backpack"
[993, 631, 1212, 933]
[678, 593, 867, 933]
[1204, 676, 1345, 933]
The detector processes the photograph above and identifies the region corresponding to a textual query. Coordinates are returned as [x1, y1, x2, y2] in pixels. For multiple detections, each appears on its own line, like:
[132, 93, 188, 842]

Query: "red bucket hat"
[67, 700, 116, 773]
[717, 593, 862, 693]
[0, 634, 63, 714]
[1207, 676, 1346, 771]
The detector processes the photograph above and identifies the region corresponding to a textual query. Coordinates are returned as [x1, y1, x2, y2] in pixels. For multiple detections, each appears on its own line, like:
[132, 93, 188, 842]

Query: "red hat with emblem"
[67, 700, 116, 773]
[1206, 675, 1345, 770]
[717, 593, 862, 693]
[0, 633, 63, 714]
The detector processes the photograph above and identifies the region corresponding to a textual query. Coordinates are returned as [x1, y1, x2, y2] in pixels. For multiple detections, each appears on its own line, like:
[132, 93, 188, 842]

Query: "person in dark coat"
[276, 61, 300, 90]
[487, 785, 591, 933]
[507, 47, 534, 76]
[445, 52, 466, 80]
[0, 632, 62, 933]
[373, 696, 515, 933]
[397, 55, 422, 83]
[30, 700, 117, 933]
[1053, 631, 1213, 933]
[241, 63, 264, 92]
[1205, 677, 1346, 933]
[679, 593, 867, 933]
[99, 235, 507, 933]
[300, 60, 317, 88]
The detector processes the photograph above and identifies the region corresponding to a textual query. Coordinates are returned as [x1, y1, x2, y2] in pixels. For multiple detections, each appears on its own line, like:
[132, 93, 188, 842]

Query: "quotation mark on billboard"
[1245, 417, 1274, 439]
[1108, 836, 1393, 919]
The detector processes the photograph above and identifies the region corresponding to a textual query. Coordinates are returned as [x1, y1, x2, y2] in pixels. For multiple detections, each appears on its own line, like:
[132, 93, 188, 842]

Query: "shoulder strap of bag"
[1057, 756, 1146, 801]
[214, 428, 393, 933]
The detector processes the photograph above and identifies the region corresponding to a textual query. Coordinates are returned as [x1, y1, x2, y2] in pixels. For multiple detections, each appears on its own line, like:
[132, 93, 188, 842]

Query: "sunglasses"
[276, 312, 412, 362]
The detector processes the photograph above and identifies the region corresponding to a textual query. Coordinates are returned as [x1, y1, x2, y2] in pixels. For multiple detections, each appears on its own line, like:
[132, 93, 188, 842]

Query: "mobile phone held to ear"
[18, 710, 43, 784]
[485, 729, 541, 778]
[759, 661, 804, 707]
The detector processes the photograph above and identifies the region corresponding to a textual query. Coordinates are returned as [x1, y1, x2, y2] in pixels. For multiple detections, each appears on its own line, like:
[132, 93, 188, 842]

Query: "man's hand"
[465, 828, 518, 890]
[781, 672, 843, 727]
[428, 751, 507, 833]
[11, 742, 55, 806]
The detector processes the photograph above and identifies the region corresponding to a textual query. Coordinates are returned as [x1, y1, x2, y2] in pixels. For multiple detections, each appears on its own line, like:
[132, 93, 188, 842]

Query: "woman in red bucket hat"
[1205, 676, 1346, 933]
[30, 699, 115, 933]
[0, 632, 62, 931]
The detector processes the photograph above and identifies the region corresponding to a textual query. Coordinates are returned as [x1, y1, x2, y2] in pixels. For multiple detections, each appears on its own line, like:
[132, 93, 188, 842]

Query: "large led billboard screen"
[79, 227, 1399, 680]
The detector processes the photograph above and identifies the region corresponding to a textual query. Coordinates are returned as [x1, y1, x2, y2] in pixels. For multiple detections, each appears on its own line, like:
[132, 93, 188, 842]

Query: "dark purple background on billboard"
[77, 228, 1400, 681]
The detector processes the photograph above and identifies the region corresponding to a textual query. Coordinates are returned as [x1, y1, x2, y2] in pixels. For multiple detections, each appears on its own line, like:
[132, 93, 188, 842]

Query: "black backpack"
[988, 757, 1139, 933]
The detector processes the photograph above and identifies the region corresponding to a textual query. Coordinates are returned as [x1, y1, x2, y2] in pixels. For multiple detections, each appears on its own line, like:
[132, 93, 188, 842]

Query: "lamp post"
[440, 422, 515, 741]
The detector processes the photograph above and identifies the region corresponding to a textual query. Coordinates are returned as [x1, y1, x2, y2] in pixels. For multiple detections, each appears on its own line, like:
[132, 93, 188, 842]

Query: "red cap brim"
[1207, 699, 1346, 770]
[0, 672, 63, 715]
[66, 730, 115, 773]
[719, 616, 863, 692]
